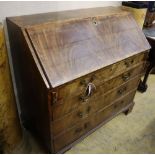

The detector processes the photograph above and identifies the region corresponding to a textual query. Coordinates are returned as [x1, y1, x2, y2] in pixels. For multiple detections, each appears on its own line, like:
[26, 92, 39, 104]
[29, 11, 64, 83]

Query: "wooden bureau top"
[7, 7, 150, 88]
[8, 7, 129, 27]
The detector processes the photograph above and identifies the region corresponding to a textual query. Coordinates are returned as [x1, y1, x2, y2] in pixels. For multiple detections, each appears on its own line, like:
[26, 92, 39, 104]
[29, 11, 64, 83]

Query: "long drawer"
[53, 90, 136, 152]
[51, 52, 146, 104]
[51, 74, 140, 136]
[52, 62, 145, 121]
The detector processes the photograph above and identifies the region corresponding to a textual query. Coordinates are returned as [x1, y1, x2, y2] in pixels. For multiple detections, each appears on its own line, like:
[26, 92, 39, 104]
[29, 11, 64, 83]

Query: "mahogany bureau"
[6, 7, 150, 153]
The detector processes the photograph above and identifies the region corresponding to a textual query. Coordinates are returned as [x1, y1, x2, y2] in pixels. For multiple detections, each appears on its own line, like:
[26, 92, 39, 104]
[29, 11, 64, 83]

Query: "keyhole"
[94, 21, 97, 25]
[92, 17, 97, 25]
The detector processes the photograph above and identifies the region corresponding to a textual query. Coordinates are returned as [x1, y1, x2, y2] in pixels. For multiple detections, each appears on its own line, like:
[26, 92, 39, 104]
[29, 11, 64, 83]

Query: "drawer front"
[103, 62, 145, 92]
[52, 63, 144, 120]
[52, 53, 146, 104]
[52, 75, 140, 136]
[53, 90, 136, 152]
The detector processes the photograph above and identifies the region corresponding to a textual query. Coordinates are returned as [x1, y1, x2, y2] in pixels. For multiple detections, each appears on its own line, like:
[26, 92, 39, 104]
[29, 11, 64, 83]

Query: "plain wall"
[0, 1, 121, 22]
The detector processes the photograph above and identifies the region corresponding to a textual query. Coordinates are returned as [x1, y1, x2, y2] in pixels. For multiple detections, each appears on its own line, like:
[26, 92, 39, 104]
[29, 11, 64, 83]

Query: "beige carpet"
[26, 75, 155, 154]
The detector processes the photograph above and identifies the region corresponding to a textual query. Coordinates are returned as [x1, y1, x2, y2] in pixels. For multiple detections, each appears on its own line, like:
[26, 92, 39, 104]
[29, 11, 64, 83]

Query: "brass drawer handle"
[131, 59, 134, 64]
[114, 104, 118, 109]
[92, 17, 98, 25]
[80, 82, 96, 102]
[124, 61, 130, 67]
[114, 100, 124, 109]
[75, 128, 82, 133]
[84, 122, 90, 129]
[80, 75, 96, 86]
[90, 75, 96, 82]
[77, 106, 91, 118]
[80, 79, 87, 86]
[77, 112, 83, 118]
[124, 59, 134, 67]
[52, 92, 57, 104]
[75, 122, 90, 134]
[117, 86, 127, 95]
[122, 72, 131, 81]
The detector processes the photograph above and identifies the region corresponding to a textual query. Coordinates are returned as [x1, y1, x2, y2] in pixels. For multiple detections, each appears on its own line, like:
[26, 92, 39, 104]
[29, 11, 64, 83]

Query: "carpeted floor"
[26, 75, 155, 154]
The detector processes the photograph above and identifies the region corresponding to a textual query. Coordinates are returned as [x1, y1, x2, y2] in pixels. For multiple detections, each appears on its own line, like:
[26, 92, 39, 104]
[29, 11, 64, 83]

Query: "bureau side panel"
[6, 19, 53, 153]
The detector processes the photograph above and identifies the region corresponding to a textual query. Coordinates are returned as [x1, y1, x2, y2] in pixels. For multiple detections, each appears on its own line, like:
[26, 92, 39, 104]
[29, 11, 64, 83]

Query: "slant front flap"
[26, 13, 150, 88]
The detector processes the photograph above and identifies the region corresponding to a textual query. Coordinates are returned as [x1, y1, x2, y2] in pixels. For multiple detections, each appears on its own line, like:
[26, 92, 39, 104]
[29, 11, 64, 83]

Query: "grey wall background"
[0, 1, 121, 22]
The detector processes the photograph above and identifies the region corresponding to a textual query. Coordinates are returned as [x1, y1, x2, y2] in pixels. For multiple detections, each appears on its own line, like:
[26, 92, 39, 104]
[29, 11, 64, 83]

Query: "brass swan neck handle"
[80, 82, 96, 102]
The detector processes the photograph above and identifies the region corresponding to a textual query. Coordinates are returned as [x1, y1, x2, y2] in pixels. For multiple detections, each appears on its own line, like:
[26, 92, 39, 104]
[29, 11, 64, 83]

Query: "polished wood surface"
[53, 90, 136, 152]
[8, 7, 129, 27]
[52, 74, 142, 136]
[51, 52, 147, 105]
[6, 7, 150, 153]
[26, 13, 150, 88]
[52, 62, 145, 120]
[6, 20, 52, 152]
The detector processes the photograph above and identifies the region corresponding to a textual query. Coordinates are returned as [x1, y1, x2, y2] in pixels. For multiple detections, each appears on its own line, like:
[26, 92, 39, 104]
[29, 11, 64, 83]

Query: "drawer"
[51, 53, 146, 105]
[53, 90, 136, 152]
[52, 63, 144, 120]
[103, 62, 145, 92]
[103, 74, 140, 104]
[52, 74, 140, 136]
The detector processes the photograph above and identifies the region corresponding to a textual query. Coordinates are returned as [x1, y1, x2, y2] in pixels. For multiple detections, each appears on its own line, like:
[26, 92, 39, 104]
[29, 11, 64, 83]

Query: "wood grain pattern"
[52, 52, 147, 104]
[7, 7, 129, 27]
[26, 13, 150, 88]
[52, 74, 141, 136]
[6, 7, 150, 153]
[6, 20, 52, 153]
[52, 62, 145, 121]
[53, 90, 136, 152]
